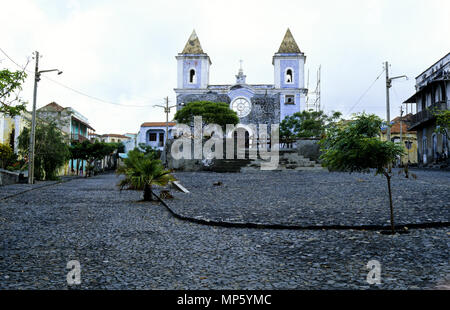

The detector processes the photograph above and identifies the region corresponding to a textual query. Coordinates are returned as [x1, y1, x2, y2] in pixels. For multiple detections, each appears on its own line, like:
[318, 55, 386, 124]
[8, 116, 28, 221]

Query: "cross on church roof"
[236, 59, 246, 84]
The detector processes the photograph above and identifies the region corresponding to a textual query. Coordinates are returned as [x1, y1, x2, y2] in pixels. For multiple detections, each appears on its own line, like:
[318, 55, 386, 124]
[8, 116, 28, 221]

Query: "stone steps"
[205, 148, 326, 172]
[243, 151, 326, 172]
[208, 159, 252, 173]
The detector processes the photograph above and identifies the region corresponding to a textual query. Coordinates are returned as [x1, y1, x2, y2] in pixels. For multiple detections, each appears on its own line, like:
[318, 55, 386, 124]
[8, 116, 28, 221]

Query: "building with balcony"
[37, 102, 95, 174]
[37, 102, 95, 143]
[404, 53, 449, 166]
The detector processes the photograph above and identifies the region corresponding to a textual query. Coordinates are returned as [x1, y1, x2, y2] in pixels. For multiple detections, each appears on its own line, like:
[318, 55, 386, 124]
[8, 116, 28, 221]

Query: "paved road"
[169, 169, 450, 227]
[0, 173, 448, 289]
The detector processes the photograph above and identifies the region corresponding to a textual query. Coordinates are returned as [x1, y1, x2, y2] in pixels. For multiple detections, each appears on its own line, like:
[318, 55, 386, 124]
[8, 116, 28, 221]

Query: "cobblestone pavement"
[0, 172, 448, 289]
[169, 169, 450, 227]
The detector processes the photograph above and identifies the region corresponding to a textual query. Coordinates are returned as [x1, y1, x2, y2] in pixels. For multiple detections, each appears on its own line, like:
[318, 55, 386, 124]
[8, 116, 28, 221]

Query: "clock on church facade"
[174, 28, 308, 128]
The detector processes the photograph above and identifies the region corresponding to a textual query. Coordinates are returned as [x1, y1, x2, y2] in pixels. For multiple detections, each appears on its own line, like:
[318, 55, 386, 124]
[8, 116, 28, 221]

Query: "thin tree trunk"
[143, 184, 153, 201]
[384, 171, 395, 234]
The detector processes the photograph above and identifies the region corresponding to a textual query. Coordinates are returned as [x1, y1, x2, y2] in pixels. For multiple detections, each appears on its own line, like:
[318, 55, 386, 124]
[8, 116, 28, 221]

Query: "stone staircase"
[206, 149, 325, 173]
[207, 159, 252, 173]
[241, 149, 326, 172]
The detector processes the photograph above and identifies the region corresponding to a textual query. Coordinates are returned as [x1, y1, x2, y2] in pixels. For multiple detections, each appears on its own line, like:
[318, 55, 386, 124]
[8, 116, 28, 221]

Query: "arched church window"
[189, 69, 196, 83]
[285, 69, 293, 83]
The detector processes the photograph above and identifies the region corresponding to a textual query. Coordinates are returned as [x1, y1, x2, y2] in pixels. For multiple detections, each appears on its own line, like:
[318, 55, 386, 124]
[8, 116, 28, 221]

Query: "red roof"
[39, 102, 65, 111]
[140, 122, 177, 127]
[101, 134, 130, 139]
[381, 114, 417, 134]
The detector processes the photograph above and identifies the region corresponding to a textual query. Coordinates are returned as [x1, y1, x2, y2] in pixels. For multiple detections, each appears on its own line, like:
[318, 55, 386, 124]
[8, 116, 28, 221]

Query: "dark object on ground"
[160, 190, 174, 199]
[213, 181, 222, 186]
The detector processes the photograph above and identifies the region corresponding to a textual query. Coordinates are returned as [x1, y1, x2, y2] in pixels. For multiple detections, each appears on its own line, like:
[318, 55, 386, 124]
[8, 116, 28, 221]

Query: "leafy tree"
[0, 143, 14, 169]
[174, 101, 239, 130]
[320, 113, 407, 234]
[434, 110, 450, 156]
[0, 69, 27, 116]
[70, 141, 118, 176]
[117, 149, 175, 201]
[280, 110, 342, 140]
[18, 121, 70, 180]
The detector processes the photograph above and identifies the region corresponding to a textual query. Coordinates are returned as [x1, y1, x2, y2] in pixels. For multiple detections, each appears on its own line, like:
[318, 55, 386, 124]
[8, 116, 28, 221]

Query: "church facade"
[174, 29, 308, 127]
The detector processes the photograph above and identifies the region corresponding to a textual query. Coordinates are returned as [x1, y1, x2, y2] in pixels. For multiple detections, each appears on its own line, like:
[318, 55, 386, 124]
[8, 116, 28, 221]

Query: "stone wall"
[0, 168, 19, 186]
[165, 137, 245, 172]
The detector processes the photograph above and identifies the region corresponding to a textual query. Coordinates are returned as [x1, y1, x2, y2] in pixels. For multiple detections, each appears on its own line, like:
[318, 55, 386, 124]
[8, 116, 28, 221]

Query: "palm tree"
[117, 150, 175, 201]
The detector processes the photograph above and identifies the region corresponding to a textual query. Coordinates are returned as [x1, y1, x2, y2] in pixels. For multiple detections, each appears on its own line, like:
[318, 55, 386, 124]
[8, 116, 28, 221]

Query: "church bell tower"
[176, 30, 211, 89]
[273, 28, 305, 89]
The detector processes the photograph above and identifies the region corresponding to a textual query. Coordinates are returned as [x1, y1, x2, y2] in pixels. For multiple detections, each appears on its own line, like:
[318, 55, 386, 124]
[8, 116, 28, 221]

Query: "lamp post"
[384, 61, 407, 143]
[28, 51, 63, 184]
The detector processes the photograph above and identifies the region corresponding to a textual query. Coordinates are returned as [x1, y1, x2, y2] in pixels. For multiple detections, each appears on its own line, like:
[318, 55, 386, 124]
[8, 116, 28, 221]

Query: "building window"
[159, 133, 164, 147]
[149, 133, 157, 141]
[285, 68, 293, 84]
[285, 95, 295, 104]
[189, 69, 196, 83]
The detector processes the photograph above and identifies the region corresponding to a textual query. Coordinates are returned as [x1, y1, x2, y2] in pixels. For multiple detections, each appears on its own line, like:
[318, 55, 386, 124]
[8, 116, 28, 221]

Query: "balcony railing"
[71, 133, 88, 142]
[409, 101, 448, 130]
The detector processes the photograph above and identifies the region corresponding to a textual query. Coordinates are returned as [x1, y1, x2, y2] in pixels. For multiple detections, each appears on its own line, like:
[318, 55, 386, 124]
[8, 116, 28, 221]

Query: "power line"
[345, 68, 385, 117]
[41, 74, 158, 108]
[0, 47, 162, 108]
[0, 47, 29, 70]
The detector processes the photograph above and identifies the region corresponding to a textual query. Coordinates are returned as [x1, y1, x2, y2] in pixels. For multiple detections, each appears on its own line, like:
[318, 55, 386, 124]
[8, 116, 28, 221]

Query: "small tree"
[117, 149, 175, 201]
[280, 110, 342, 140]
[320, 113, 407, 234]
[137, 143, 161, 160]
[174, 101, 239, 129]
[18, 122, 70, 180]
[0, 143, 14, 169]
[0, 68, 27, 116]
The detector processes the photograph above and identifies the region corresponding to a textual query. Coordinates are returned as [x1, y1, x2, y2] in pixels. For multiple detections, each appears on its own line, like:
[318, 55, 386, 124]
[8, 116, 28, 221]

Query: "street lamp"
[28, 51, 63, 184]
[384, 61, 408, 143]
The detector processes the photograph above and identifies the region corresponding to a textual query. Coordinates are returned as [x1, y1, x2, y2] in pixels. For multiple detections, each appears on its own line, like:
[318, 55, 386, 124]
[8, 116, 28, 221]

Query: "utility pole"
[153, 97, 176, 164]
[400, 105, 403, 165]
[399, 106, 403, 144]
[164, 96, 169, 147]
[28, 51, 39, 184]
[27, 52, 62, 184]
[385, 61, 391, 143]
[384, 61, 408, 144]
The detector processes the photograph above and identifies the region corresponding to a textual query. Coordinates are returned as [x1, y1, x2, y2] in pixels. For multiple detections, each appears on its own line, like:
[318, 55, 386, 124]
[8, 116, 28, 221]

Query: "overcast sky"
[1, 0, 449, 134]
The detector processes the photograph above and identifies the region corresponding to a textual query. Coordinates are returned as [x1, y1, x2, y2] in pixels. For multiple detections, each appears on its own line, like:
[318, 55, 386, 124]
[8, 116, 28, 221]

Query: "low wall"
[296, 139, 321, 162]
[164, 138, 322, 171]
[165, 139, 206, 172]
[165, 138, 243, 172]
[0, 169, 20, 186]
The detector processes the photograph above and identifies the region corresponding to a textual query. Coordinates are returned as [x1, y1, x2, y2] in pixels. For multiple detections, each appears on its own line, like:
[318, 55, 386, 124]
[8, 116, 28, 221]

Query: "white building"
[123, 133, 138, 153]
[137, 122, 176, 151]
[100, 134, 131, 144]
